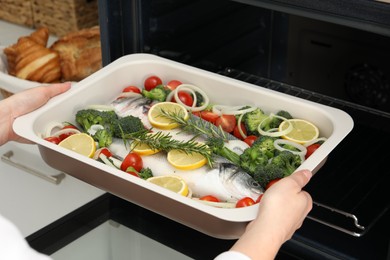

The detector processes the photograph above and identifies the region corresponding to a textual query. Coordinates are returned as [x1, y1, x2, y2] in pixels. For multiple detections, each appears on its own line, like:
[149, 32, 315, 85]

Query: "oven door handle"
[307, 201, 366, 237]
[1, 150, 66, 185]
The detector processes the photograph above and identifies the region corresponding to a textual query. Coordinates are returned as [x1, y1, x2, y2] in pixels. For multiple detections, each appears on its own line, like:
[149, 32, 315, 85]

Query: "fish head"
[219, 163, 264, 201]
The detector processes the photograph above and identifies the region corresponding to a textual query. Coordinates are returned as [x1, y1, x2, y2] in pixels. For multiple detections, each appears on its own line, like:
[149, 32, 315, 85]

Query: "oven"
[26, 0, 390, 259]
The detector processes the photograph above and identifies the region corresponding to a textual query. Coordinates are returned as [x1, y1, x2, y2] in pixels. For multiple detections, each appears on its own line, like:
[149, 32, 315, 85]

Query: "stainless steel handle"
[1, 150, 65, 185]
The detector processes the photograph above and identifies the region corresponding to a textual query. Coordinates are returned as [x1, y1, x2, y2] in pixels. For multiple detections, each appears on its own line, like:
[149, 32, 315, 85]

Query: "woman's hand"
[230, 169, 313, 260]
[0, 82, 71, 145]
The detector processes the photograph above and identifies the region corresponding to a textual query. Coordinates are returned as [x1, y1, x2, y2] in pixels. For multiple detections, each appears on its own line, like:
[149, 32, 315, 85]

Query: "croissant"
[4, 27, 50, 76]
[50, 26, 102, 81]
[13, 38, 61, 82]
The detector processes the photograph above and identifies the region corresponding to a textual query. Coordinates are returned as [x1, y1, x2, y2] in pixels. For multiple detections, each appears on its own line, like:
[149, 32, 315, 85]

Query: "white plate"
[13, 54, 354, 238]
[0, 46, 41, 94]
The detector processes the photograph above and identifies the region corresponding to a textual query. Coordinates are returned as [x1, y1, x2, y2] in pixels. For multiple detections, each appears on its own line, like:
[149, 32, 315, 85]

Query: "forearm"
[230, 220, 283, 260]
[0, 98, 13, 145]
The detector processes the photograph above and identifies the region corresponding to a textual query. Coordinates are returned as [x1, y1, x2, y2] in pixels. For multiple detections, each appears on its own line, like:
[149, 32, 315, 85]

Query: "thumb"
[288, 169, 312, 189]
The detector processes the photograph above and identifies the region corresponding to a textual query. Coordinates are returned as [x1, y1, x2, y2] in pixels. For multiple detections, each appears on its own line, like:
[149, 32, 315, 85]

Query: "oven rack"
[219, 68, 390, 237]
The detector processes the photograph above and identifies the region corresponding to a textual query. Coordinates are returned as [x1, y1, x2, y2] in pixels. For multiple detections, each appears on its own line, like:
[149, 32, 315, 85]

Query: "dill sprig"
[159, 109, 228, 141]
[123, 130, 214, 167]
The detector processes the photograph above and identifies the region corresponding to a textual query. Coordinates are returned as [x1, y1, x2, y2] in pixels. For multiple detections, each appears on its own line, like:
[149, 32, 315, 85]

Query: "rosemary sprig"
[159, 109, 228, 141]
[123, 130, 214, 167]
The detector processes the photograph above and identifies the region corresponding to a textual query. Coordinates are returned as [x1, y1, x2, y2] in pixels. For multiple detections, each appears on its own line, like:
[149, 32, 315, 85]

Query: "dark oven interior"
[92, 0, 390, 259]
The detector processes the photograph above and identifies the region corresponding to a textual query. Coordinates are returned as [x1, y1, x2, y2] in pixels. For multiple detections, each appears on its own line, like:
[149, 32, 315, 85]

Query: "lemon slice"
[147, 175, 189, 196]
[167, 149, 207, 170]
[131, 141, 160, 156]
[58, 133, 96, 158]
[279, 119, 319, 144]
[147, 102, 189, 130]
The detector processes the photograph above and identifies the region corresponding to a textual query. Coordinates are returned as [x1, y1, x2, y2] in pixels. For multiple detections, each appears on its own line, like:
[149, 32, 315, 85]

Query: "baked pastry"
[4, 27, 50, 76]
[50, 26, 102, 81]
[4, 27, 61, 83]
[14, 38, 61, 82]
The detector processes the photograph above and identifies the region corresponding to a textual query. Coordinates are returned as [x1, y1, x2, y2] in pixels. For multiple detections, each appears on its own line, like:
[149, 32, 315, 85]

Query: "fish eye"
[250, 180, 261, 187]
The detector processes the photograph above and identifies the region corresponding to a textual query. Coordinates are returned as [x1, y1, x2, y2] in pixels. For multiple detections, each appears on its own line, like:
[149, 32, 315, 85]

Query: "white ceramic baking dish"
[13, 54, 354, 239]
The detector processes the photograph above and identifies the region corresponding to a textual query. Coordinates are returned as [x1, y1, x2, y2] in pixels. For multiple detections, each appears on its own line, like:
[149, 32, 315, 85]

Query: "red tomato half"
[98, 148, 112, 157]
[215, 115, 236, 133]
[144, 76, 163, 91]
[123, 85, 141, 94]
[199, 111, 219, 124]
[166, 80, 182, 91]
[305, 143, 321, 159]
[44, 136, 61, 145]
[236, 197, 256, 208]
[256, 194, 264, 204]
[266, 178, 281, 190]
[233, 123, 247, 140]
[121, 152, 143, 172]
[58, 132, 75, 141]
[172, 91, 194, 107]
[200, 195, 220, 202]
[244, 135, 258, 146]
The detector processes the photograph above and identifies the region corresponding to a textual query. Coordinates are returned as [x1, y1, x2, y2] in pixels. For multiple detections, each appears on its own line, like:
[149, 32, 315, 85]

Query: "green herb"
[123, 130, 214, 167]
[159, 109, 228, 141]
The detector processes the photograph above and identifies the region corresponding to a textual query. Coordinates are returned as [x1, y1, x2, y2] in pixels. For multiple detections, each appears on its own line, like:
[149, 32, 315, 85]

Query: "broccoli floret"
[243, 108, 269, 136]
[251, 136, 277, 159]
[142, 85, 171, 102]
[93, 128, 113, 148]
[239, 148, 269, 175]
[113, 115, 145, 138]
[267, 110, 293, 129]
[206, 137, 241, 166]
[75, 109, 118, 132]
[253, 164, 285, 188]
[270, 150, 302, 177]
[138, 168, 153, 180]
[194, 91, 205, 107]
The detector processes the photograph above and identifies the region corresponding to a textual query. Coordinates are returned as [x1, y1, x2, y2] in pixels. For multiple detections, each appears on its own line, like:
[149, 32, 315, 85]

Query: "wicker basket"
[0, 0, 34, 27]
[32, 0, 99, 36]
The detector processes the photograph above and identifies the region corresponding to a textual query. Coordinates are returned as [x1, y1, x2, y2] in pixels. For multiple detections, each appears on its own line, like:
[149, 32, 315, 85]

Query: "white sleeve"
[214, 251, 252, 260]
[0, 214, 52, 260]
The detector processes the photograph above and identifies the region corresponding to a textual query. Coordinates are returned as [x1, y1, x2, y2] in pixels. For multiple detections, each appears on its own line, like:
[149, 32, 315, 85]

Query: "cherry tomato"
[236, 197, 256, 208]
[172, 91, 194, 107]
[215, 115, 237, 133]
[144, 75, 163, 91]
[122, 85, 141, 94]
[98, 148, 112, 157]
[200, 195, 220, 202]
[120, 152, 143, 172]
[192, 111, 202, 117]
[58, 132, 75, 141]
[244, 135, 258, 146]
[266, 178, 281, 190]
[256, 194, 263, 203]
[166, 80, 182, 91]
[62, 124, 79, 130]
[199, 111, 219, 124]
[58, 125, 79, 140]
[233, 123, 247, 140]
[305, 143, 321, 159]
[44, 136, 61, 144]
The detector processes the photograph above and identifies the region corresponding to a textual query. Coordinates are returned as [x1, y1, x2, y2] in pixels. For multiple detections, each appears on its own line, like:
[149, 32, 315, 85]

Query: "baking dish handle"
[1, 150, 65, 185]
